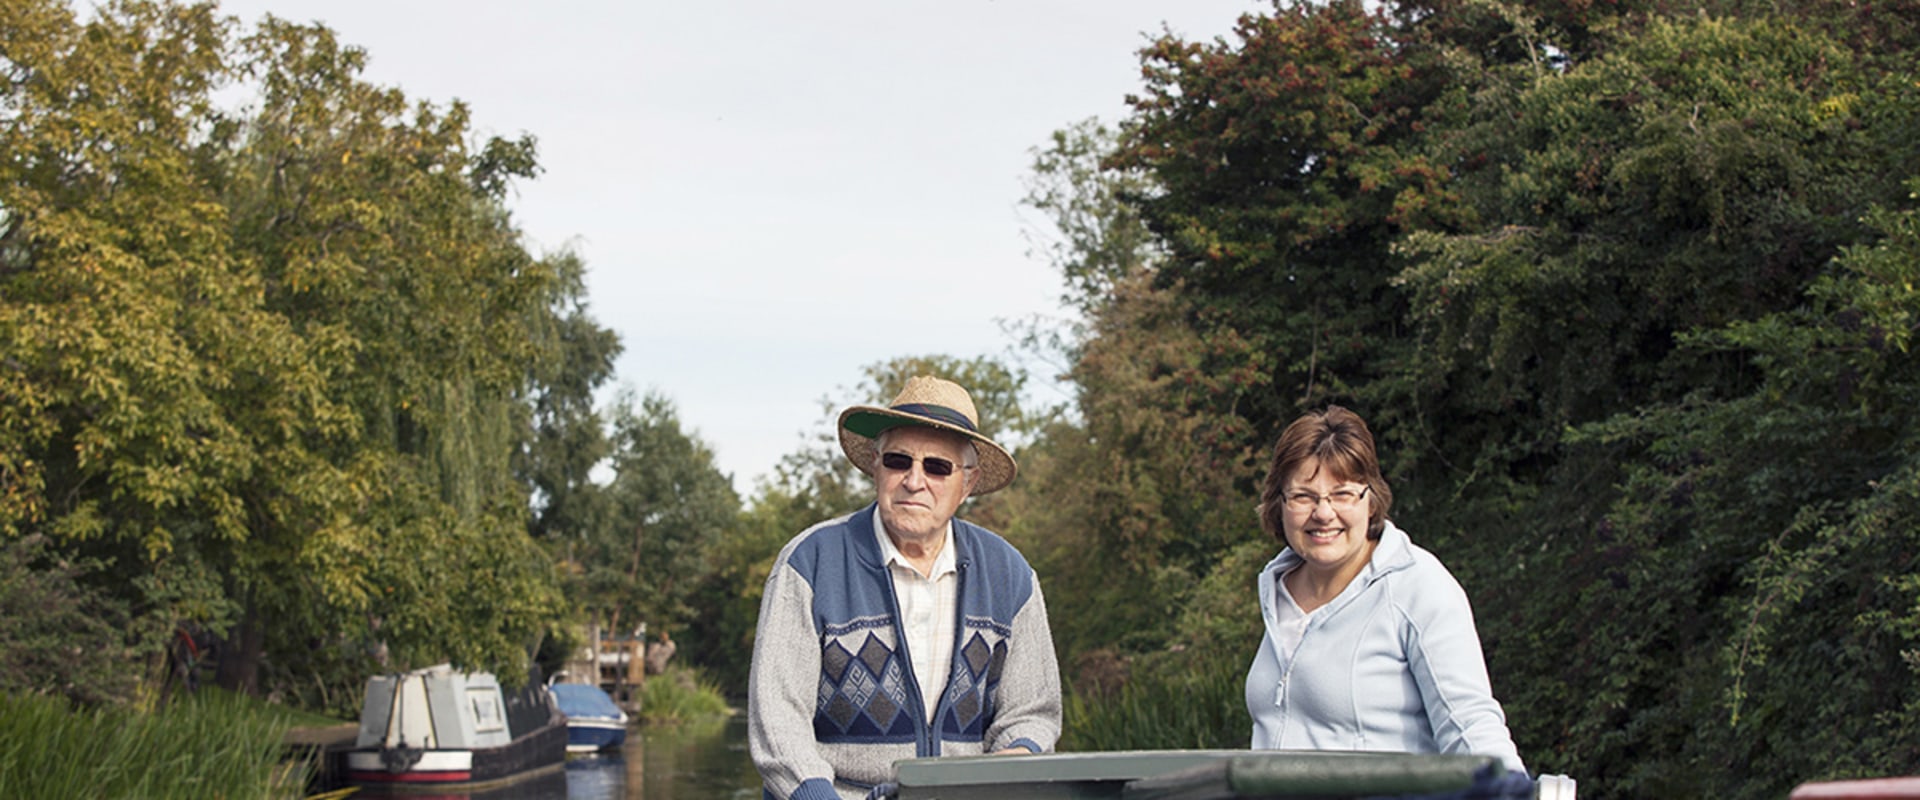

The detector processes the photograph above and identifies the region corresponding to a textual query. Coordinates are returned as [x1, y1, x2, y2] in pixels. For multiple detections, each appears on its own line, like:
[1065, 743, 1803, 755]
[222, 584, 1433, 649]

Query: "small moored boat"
[548, 681, 630, 753]
[343, 664, 566, 790]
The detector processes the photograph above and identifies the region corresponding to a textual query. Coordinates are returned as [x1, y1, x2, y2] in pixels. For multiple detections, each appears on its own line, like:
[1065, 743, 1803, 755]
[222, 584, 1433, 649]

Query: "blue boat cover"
[549, 683, 624, 721]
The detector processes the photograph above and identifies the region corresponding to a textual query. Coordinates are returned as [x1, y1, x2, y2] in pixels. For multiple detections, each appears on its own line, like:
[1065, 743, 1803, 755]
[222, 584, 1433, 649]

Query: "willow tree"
[217, 13, 575, 695]
[0, 0, 589, 706]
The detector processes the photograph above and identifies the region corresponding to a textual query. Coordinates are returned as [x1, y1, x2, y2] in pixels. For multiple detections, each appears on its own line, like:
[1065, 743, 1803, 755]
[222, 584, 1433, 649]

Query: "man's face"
[873, 426, 976, 544]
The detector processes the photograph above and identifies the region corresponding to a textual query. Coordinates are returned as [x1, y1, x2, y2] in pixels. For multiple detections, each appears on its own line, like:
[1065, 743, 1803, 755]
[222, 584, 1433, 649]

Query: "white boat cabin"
[355, 665, 513, 751]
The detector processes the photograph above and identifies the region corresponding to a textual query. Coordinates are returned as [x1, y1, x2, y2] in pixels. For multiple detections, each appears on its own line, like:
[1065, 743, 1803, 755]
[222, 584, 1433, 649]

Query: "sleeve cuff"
[777, 777, 842, 800]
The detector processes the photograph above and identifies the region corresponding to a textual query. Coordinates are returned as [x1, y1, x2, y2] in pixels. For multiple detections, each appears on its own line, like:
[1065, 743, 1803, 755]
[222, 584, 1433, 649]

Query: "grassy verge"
[636, 665, 731, 724]
[0, 688, 328, 799]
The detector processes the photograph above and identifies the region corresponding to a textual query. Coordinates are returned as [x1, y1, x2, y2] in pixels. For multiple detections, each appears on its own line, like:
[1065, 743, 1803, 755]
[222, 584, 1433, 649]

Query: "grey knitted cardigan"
[747, 506, 1062, 800]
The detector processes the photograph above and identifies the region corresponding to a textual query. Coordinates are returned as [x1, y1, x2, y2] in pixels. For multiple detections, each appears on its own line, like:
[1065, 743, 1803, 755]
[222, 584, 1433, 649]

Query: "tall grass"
[1060, 651, 1249, 752]
[636, 665, 732, 724]
[0, 689, 314, 799]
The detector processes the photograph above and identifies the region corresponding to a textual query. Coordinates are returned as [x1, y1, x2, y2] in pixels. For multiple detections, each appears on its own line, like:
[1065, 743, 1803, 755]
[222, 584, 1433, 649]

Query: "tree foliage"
[0, 0, 610, 704]
[1008, 0, 1920, 795]
[580, 391, 738, 640]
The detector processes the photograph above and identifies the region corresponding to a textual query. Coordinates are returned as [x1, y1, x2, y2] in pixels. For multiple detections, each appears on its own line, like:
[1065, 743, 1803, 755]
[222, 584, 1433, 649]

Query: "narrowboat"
[342, 665, 567, 790]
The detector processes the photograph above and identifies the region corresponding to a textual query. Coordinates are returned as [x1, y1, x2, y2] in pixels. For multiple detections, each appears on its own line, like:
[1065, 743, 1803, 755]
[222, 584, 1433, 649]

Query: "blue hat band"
[889, 403, 977, 432]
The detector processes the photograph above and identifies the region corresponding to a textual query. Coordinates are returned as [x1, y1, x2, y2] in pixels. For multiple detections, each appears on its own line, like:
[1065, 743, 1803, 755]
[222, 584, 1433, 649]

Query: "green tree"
[517, 250, 622, 545]
[0, 0, 585, 705]
[1008, 106, 1264, 748]
[1113, 0, 1474, 441]
[584, 392, 739, 643]
[1021, 118, 1162, 322]
[1380, 15, 1914, 792]
[0, 0, 320, 700]
[1534, 177, 1920, 796]
[1030, 1, 1920, 789]
[1392, 13, 1892, 487]
[215, 12, 568, 693]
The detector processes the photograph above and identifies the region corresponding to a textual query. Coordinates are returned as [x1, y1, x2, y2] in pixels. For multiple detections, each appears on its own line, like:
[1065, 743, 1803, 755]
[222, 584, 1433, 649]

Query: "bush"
[637, 665, 731, 724]
[0, 536, 136, 706]
[1060, 647, 1248, 751]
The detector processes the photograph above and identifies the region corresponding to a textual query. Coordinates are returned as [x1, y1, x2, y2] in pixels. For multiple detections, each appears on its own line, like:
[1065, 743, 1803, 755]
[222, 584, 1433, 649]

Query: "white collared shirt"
[873, 509, 958, 718]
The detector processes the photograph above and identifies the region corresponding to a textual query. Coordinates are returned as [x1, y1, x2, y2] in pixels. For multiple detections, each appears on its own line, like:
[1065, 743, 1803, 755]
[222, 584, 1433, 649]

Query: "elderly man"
[748, 375, 1062, 800]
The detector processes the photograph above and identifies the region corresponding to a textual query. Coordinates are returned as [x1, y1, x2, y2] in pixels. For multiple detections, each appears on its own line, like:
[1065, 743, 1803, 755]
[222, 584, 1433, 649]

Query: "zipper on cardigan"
[880, 570, 935, 759]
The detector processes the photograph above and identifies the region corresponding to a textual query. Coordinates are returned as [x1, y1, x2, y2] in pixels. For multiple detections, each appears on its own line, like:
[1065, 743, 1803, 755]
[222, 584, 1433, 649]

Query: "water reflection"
[350, 767, 569, 800]
[348, 714, 756, 800]
[565, 713, 759, 800]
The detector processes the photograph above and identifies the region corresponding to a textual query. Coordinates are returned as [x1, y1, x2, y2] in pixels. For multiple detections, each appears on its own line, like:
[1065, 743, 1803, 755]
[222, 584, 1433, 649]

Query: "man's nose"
[900, 464, 931, 490]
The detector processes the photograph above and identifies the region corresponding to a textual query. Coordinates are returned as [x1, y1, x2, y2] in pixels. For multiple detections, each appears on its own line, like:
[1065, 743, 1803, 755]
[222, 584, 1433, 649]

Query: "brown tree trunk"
[215, 604, 265, 696]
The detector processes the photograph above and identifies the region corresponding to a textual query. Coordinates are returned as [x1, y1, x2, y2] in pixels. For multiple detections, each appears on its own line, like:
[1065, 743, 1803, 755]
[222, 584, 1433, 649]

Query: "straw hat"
[838, 375, 1017, 496]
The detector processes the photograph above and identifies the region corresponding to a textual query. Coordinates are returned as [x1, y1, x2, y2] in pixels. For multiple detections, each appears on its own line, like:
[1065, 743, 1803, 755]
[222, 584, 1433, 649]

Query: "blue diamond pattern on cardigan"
[815, 626, 921, 737]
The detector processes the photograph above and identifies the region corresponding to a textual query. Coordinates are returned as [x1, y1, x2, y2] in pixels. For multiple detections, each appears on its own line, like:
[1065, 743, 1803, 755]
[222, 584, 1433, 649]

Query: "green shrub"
[0, 536, 138, 706]
[637, 665, 731, 724]
[1061, 648, 1248, 751]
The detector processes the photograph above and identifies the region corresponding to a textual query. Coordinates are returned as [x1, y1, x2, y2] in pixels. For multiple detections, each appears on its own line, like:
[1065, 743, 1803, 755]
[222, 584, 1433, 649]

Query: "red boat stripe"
[347, 770, 475, 783]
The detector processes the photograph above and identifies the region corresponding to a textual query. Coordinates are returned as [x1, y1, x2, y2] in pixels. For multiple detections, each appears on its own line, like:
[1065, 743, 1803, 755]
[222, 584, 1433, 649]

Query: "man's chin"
[880, 511, 942, 539]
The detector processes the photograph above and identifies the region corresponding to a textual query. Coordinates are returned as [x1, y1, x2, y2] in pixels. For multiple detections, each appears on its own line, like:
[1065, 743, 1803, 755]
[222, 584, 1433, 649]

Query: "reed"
[0, 689, 314, 799]
[636, 665, 732, 724]
[1060, 652, 1249, 752]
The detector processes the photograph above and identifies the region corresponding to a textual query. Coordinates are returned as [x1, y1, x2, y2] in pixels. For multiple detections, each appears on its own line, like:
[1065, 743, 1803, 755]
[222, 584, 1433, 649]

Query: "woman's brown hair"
[1257, 405, 1393, 544]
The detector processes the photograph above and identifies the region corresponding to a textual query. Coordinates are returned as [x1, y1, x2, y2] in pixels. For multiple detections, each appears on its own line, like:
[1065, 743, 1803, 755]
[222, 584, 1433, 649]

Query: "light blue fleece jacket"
[748, 505, 1062, 800]
[1244, 520, 1526, 774]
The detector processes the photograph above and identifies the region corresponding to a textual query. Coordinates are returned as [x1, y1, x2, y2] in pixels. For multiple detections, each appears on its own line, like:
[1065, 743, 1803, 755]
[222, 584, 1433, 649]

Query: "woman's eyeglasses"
[1282, 485, 1371, 512]
[881, 452, 959, 478]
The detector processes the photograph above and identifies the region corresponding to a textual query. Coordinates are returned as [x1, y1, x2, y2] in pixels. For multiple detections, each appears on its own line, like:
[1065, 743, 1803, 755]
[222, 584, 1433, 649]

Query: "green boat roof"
[893, 749, 1501, 800]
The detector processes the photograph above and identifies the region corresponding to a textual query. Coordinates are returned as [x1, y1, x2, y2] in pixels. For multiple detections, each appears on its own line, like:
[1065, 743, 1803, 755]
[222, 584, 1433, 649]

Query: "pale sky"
[210, 0, 1262, 493]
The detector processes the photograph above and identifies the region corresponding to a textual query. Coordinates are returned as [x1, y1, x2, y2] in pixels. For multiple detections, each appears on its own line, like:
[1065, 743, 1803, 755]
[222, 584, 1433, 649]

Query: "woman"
[1244, 406, 1526, 775]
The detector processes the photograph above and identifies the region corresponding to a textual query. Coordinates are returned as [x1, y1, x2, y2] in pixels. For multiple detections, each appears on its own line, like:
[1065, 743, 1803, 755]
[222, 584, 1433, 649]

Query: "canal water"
[564, 713, 760, 800]
[363, 713, 760, 800]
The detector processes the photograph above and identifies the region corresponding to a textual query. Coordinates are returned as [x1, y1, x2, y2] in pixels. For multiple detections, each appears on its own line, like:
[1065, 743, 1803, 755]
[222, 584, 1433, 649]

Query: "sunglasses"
[880, 451, 959, 478]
